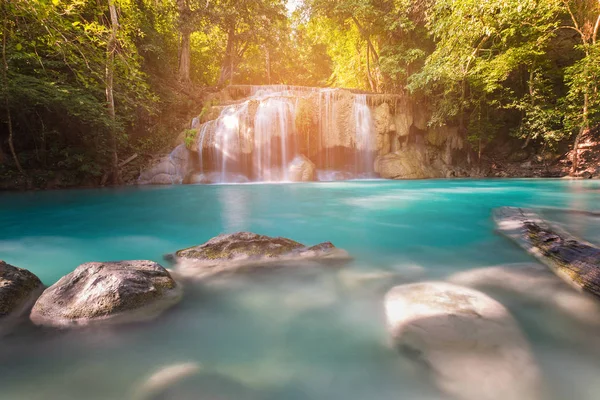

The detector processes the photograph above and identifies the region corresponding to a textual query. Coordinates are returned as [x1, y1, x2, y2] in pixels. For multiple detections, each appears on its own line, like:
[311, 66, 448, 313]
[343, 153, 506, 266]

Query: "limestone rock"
[173, 232, 351, 280]
[385, 282, 542, 400]
[493, 207, 600, 299]
[0, 261, 44, 322]
[374, 146, 443, 179]
[30, 260, 182, 327]
[138, 145, 191, 185]
[288, 155, 316, 182]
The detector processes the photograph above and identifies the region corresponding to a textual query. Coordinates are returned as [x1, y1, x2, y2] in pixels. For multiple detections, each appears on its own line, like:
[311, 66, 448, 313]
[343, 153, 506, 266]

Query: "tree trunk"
[366, 44, 375, 92]
[1, 2, 25, 176]
[178, 30, 191, 83]
[218, 28, 235, 86]
[264, 45, 271, 84]
[105, 0, 120, 184]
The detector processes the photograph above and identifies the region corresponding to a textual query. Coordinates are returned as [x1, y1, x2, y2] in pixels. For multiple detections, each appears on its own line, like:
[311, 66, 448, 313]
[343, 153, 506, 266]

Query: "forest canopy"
[1, 0, 599, 186]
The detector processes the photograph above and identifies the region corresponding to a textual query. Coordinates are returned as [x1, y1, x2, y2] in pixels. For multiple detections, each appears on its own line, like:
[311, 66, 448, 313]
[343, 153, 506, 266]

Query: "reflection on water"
[0, 179, 599, 399]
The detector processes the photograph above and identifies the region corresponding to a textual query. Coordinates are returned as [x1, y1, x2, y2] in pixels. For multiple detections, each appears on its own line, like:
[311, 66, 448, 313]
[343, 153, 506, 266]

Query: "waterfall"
[253, 95, 297, 181]
[353, 94, 375, 174]
[188, 86, 381, 183]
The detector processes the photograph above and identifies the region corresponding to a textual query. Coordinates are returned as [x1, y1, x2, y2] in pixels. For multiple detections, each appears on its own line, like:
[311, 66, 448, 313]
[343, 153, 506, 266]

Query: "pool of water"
[1, 179, 600, 399]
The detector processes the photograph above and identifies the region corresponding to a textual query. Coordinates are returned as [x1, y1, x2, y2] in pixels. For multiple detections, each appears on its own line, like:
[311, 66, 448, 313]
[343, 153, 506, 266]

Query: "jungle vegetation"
[1, 0, 599, 186]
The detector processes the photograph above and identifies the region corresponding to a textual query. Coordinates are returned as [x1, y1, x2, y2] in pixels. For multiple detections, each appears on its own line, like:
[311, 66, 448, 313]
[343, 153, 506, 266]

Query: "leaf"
[52, 0, 59, 5]
[15, 43, 22, 51]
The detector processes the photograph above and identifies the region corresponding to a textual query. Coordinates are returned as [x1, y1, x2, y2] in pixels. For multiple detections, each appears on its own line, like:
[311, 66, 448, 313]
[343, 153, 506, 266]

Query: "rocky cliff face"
[139, 85, 473, 184]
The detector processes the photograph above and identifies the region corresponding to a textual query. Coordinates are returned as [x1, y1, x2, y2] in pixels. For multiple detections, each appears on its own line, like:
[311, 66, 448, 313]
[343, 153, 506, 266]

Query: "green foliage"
[183, 129, 198, 150]
[3, 0, 600, 187]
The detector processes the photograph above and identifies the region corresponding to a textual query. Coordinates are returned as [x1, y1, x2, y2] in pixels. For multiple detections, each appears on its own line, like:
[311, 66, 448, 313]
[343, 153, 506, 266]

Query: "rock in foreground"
[0, 261, 44, 323]
[493, 207, 600, 299]
[173, 232, 351, 280]
[385, 282, 541, 400]
[31, 261, 182, 327]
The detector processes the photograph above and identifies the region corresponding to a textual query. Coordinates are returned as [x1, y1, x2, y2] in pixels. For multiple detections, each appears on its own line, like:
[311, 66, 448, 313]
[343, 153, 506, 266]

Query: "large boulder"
[493, 207, 600, 299]
[374, 145, 444, 179]
[288, 155, 316, 182]
[385, 282, 541, 400]
[30, 261, 182, 327]
[138, 145, 192, 185]
[172, 232, 351, 280]
[0, 261, 44, 325]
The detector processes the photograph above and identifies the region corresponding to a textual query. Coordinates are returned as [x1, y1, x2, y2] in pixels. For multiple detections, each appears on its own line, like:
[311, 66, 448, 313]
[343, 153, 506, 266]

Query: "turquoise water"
[1, 179, 600, 399]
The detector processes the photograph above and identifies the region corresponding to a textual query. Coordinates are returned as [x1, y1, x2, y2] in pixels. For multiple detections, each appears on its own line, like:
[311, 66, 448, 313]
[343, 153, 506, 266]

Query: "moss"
[177, 233, 305, 261]
[182, 129, 198, 150]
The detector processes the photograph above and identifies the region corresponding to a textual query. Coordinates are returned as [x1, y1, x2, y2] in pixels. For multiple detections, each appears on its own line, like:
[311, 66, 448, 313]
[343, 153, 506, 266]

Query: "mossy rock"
[30, 260, 182, 327]
[173, 232, 351, 280]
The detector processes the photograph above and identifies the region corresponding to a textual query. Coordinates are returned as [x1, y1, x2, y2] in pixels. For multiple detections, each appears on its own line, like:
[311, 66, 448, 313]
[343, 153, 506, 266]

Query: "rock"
[385, 282, 542, 400]
[493, 207, 600, 299]
[448, 263, 600, 328]
[138, 145, 191, 185]
[288, 155, 316, 182]
[30, 261, 182, 327]
[134, 362, 259, 400]
[134, 362, 202, 400]
[520, 161, 533, 169]
[0, 261, 44, 326]
[173, 232, 351, 280]
[374, 146, 443, 179]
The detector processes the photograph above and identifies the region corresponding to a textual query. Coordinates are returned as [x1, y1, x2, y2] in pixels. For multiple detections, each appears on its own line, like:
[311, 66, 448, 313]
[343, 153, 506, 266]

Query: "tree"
[1, 0, 25, 176]
[560, 0, 600, 173]
[214, 0, 287, 86]
[177, 0, 212, 83]
[408, 0, 560, 158]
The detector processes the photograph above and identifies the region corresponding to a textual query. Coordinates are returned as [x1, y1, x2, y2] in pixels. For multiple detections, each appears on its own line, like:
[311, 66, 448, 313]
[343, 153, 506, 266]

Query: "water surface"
[1, 179, 600, 399]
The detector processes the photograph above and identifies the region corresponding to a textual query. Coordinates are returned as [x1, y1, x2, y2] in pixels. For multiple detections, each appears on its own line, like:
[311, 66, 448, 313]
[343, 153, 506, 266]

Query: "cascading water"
[190, 85, 382, 183]
[253, 95, 297, 181]
[353, 94, 376, 175]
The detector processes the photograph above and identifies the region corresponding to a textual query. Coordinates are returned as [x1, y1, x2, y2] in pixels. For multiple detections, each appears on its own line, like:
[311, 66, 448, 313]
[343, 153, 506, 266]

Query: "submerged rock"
[385, 282, 541, 400]
[288, 155, 316, 182]
[134, 362, 259, 400]
[30, 261, 182, 327]
[449, 263, 600, 328]
[0, 261, 44, 326]
[172, 232, 351, 280]
[493, 207, 600, 299]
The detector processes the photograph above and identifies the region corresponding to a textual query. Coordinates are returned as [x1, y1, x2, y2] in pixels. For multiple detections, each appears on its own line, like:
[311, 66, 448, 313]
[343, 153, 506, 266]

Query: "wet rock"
[0, 261, 44, 328]
[173, 232, 351, 280]
[30, 261, 182, 327]
[288, 155, 316, 182]
[493, 207, 600, 299]
[385, 282, 542, 400]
